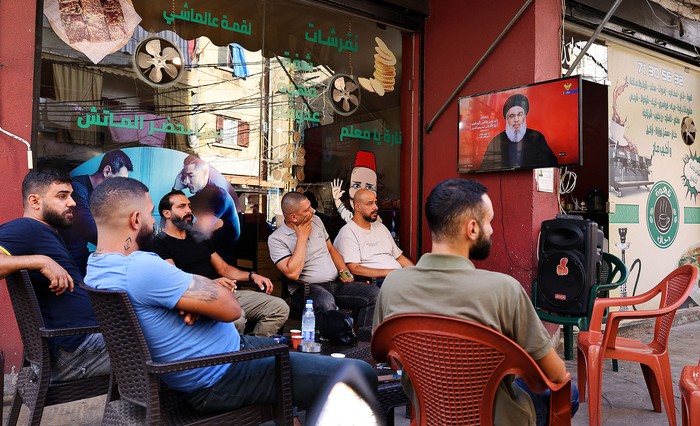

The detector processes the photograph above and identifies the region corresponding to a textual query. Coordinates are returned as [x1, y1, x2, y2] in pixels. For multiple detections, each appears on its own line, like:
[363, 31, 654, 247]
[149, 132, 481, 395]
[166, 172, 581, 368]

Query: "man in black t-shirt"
[153, 190, 288, 337]
[0, 169, 110, 382]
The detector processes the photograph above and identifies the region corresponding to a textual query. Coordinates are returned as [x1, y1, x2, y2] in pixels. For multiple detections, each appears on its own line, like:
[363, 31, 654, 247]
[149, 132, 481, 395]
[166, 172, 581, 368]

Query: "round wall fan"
[327, 74, 361, 116]
[133, 37, 184, 87]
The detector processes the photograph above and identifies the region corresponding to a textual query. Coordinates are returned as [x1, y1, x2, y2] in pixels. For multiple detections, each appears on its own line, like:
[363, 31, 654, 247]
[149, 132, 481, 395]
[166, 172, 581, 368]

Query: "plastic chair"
[577, 264, 698, 426]
[80, 282, 293, 425]
[371, 314, 572, 426]
[532, 252, 628, 360]
[5, 270, 114, 426]
[680, 359, 700, 426]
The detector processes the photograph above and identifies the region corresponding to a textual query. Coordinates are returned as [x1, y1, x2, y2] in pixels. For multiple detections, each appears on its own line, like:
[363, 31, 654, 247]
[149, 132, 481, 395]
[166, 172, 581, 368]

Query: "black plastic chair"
[80, 282, 293, 425]
[5, 270, 113, 426]
[532, 252, 628, 361]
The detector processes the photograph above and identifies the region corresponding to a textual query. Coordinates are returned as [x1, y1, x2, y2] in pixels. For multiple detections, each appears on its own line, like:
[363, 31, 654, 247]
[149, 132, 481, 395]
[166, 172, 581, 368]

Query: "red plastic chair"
[680, 359, 700, 426]
[577, 264, 698, 426]
[371, 314, 572, 426]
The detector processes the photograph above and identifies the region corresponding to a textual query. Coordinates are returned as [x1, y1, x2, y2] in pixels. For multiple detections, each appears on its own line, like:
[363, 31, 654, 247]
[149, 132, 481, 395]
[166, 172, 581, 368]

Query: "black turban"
[502, 94, 529, 118]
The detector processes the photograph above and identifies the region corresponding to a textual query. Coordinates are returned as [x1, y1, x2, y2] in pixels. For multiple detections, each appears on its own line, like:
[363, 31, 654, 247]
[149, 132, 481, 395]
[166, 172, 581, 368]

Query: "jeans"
[233, 290, 290, 337]
[50, 333, 111, 382]
[290, 280, 379, 328]
[185, 335, 378, 412]
[514, 377, 580, 426]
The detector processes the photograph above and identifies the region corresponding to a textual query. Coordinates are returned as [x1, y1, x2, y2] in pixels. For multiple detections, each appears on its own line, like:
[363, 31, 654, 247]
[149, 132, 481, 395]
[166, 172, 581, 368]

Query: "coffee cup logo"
[647, 181, 679, 249]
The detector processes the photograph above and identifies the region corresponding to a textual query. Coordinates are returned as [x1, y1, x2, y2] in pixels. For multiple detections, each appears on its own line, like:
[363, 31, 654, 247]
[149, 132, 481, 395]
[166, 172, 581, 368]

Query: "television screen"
[458, 75, 582, 173]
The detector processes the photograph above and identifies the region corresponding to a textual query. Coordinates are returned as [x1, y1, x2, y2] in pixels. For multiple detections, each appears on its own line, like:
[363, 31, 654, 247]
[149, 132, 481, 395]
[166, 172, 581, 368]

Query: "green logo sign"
[646, 181, 679, 249]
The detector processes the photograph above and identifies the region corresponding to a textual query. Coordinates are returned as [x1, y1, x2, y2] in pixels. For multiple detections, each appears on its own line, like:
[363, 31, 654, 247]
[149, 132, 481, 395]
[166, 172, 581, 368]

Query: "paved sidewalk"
[4, 317, 700, 425]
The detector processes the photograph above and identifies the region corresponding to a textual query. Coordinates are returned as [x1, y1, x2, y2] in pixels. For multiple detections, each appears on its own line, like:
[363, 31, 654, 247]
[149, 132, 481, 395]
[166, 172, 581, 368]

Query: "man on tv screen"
[480, 94, 558, 171]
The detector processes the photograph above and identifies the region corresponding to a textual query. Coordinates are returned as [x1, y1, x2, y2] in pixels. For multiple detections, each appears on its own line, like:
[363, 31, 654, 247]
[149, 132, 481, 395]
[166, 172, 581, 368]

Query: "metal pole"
[424, 0, 533, 134]
[564, 0, 623, 76]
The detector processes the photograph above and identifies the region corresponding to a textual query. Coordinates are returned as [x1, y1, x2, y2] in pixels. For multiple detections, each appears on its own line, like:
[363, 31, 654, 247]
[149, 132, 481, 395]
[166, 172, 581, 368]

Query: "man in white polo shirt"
[268, 191, 379, 334]
[333, 189, 413, 287]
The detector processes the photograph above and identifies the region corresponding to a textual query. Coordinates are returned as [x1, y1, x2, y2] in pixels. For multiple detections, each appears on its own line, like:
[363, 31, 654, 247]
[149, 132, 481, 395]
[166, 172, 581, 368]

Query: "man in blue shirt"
[85, 177, 376, 412]
[59, 149, 133, 275]
[0, 169, 109, 382]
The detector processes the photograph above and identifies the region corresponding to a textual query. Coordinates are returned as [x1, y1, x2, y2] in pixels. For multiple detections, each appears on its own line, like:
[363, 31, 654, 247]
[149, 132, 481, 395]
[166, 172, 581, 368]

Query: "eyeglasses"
[507, 112, 525, 120]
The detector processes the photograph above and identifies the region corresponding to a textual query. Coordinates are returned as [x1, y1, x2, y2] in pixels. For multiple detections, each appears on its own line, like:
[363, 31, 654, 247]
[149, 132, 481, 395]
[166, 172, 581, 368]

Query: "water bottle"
[301, 299, 315, 343]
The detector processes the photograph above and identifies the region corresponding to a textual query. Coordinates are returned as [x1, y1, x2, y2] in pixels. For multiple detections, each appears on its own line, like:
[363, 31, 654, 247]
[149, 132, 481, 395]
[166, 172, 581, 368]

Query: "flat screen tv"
[458, 75, 582, 173]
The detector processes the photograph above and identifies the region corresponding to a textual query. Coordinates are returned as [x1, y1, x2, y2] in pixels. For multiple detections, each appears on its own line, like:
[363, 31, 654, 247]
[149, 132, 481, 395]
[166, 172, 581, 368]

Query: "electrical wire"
[628, 258, 642, 311]
[558, 168, 577, 213]
[0, 126, 33, 169]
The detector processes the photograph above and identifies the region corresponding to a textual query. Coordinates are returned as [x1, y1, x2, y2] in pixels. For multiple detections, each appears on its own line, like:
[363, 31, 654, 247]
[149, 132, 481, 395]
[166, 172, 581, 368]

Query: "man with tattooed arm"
[84, 177, 376, 413]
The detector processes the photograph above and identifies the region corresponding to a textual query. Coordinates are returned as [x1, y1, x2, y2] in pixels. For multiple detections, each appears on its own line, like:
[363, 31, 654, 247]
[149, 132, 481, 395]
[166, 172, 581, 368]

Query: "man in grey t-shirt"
[268, 192, 379, 332]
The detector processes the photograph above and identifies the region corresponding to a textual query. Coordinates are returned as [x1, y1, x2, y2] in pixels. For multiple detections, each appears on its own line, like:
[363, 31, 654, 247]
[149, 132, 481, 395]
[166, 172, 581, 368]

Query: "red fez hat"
[353, 150, 376, 171]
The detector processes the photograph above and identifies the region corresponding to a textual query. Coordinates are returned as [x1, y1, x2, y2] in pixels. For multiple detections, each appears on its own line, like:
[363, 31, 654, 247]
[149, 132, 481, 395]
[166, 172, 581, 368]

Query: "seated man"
[373, 178, 578, 426]
[333, 189, 413, 286]
[0, 169, 109, 382]
[153, 190, 289, 337]
[84, 177, 377, 413]
[268, 192, 379, 334]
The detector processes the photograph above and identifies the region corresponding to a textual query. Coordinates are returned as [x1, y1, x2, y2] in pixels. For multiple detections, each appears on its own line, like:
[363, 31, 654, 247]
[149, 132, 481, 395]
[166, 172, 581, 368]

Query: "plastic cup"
[291, 335, 302, 349]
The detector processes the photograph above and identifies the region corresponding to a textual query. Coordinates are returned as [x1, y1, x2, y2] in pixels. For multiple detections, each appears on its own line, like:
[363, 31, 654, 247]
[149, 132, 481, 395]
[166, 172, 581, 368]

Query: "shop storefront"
[35, 0, 424, 276]
[562, 4, 700, 309]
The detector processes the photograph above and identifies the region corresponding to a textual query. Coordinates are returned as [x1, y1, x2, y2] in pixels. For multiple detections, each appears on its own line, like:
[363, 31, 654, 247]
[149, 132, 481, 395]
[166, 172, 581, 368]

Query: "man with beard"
[0, 169, 109, 381]
[152, 190, 288, 337]
[480, 94, 558, 171]
[173, 155, 240, 264]
[333, 189, 413, 287]
[85, 177, 376, 415]
[268, 191, 379, 337]
[373, 178, 578, 426]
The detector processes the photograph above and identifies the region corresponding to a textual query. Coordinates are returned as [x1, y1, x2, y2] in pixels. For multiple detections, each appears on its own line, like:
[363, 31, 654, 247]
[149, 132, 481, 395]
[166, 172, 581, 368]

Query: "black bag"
[317, 310, 357, 345]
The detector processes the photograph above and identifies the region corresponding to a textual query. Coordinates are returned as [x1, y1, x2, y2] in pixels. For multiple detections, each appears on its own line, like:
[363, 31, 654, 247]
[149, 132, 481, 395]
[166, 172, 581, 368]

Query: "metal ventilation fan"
[133, 37, 184, 87]
[327, 74, 361, 116]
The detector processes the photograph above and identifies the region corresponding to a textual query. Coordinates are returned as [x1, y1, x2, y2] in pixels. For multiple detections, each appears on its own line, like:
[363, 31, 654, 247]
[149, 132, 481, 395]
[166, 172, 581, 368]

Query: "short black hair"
[281, 191, 308, 215]
[21, 168, 72, 201]
[90, 177, 149, 221]
[158, 190, 186, 216]
[425, 178, 488, 242]
[97, 149, 133, 174]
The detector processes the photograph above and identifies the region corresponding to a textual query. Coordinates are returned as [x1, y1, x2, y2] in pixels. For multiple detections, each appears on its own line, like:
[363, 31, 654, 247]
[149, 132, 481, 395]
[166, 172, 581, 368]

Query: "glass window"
[37, 0, 406, 277]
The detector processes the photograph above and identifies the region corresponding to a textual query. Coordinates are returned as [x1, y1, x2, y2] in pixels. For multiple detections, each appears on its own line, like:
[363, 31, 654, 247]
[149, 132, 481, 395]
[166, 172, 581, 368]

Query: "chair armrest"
[601, 309, 672, 349]
[39, 325, 102, 338]
[530, 280, 539, 306]
[548, 376, 573, 426]
[517, 369, 572, 425]
[145, 344, 289, 375]
[588, 288, 661, 330]
[592, 282, 624, 293]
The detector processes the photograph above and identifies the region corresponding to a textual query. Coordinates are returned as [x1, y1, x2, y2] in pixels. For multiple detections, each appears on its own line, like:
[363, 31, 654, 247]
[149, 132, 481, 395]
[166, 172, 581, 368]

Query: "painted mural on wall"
[69, 147, 241, 264]
[607, 43, 700, 306]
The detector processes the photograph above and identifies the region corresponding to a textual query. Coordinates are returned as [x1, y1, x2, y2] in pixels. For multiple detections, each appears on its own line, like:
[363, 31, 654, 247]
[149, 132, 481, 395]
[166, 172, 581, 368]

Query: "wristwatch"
[248, 270, 256, 282]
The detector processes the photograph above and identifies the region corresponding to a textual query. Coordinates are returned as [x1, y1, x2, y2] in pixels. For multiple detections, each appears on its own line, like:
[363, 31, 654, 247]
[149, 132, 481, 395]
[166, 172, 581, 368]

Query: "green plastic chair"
[531, 252, 628, 361]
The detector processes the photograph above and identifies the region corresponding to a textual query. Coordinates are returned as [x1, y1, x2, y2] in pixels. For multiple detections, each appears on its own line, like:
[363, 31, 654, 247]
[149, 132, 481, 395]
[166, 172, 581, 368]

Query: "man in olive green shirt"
[373, 178, 578, 426]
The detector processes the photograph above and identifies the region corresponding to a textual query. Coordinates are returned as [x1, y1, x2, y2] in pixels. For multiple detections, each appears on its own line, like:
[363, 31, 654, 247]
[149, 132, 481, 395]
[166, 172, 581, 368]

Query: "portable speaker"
[536, 215, 604, 316]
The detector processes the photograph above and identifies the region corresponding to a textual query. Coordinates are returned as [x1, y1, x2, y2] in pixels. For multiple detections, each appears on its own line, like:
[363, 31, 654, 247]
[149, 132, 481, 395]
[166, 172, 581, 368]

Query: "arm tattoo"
[182, 275, 219, 302]
[124, 237, 132, 251]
